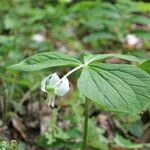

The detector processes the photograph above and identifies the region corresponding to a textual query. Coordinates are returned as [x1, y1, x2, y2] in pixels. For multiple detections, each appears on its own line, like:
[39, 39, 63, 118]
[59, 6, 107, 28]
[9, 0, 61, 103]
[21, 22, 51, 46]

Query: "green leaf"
[114, 134, 150, 149]
[8, 52, 81, 71]
[133, 30, 150, 40]
[124, 121, 144, 138]
[0, 141, 8, 149]
[84, 53, 146, 64]
[88, 120, 108, 150]
[78, 63, 150, 114]
[137, 2, 150, 12]
[131, 16, 150, 25]
[139, 60, 150, 74]
[54, 128, 70, 140]
[83, 32, 115, 43]
[16, 142, 25, 150]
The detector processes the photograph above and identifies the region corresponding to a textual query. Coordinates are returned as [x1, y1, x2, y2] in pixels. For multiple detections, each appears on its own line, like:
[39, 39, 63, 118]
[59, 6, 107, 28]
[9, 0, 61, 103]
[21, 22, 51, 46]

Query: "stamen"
[51, 102, 55, 108]
[51, 95, 55, 108]
[46, 94, 51, 106]
[46, 93, 56, 107]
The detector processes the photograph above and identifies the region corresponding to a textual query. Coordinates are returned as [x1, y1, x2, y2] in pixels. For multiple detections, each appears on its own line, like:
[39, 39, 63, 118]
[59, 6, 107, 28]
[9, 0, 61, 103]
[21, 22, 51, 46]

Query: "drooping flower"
[41, 73, 69, 107]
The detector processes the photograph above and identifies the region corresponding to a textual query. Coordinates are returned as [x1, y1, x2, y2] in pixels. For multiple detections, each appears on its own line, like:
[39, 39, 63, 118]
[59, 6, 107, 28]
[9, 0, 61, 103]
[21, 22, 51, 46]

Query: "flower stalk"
[54, 64, 85, 87]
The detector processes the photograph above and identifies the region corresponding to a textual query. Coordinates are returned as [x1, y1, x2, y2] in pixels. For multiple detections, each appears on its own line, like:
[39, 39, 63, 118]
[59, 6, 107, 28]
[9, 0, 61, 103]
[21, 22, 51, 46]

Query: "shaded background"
[0, 0, 150, 150]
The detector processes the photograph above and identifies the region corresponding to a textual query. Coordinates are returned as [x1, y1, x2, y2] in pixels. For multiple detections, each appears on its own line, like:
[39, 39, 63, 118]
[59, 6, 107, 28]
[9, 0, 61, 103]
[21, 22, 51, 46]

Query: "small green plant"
[9, 51, 150, 150]
[0, 140, 17, 150]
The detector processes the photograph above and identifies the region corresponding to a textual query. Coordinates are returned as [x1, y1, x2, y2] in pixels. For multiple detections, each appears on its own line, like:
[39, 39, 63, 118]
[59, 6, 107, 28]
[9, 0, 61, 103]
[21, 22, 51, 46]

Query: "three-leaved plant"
[9, 51, 150, 150]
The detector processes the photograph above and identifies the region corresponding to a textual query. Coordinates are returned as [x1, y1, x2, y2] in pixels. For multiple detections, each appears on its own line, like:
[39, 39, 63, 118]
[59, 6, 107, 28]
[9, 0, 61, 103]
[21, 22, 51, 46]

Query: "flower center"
[46, 86, 55, 94]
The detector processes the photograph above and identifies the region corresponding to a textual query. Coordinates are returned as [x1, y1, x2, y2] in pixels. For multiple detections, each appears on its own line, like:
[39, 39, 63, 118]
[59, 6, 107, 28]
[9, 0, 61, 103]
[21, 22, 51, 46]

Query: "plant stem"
[82, 97, 89, 150]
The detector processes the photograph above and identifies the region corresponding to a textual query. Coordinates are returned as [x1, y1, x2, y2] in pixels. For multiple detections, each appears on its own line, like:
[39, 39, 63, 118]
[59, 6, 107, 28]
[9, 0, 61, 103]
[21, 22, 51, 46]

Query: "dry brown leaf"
[11, 114, 27, 139]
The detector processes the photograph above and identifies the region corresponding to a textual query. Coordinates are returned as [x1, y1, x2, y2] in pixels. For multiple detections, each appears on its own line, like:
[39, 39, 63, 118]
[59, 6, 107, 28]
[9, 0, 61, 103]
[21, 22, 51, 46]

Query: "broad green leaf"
[83, 32, 115, 43]
[8, 52, 81, 71]
[139, 60, 150, 74]
[131, 16, 150, 25]
[84, 53, 146, 64]
[78, 63, 150, 114]
[114, 134, 150, 149]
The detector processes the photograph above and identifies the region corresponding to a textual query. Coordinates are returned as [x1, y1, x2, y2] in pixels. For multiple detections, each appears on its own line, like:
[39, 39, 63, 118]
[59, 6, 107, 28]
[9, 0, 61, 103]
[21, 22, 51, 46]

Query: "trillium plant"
[9, 51, 150, 150]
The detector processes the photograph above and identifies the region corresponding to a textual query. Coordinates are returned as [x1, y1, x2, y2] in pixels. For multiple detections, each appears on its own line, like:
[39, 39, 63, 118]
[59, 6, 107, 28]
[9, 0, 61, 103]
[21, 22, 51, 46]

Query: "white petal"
[41, 75, 52, 92]
[56, 76, 69, 96]
[49, 73, 60, 86]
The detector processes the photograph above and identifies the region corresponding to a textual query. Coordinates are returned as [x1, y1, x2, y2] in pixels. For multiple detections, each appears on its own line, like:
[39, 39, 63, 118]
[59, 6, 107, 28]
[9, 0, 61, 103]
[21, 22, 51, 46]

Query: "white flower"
[41, 73, 69, 107]
[32, 33, 45, 42]
[126, 34, 140, 46]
